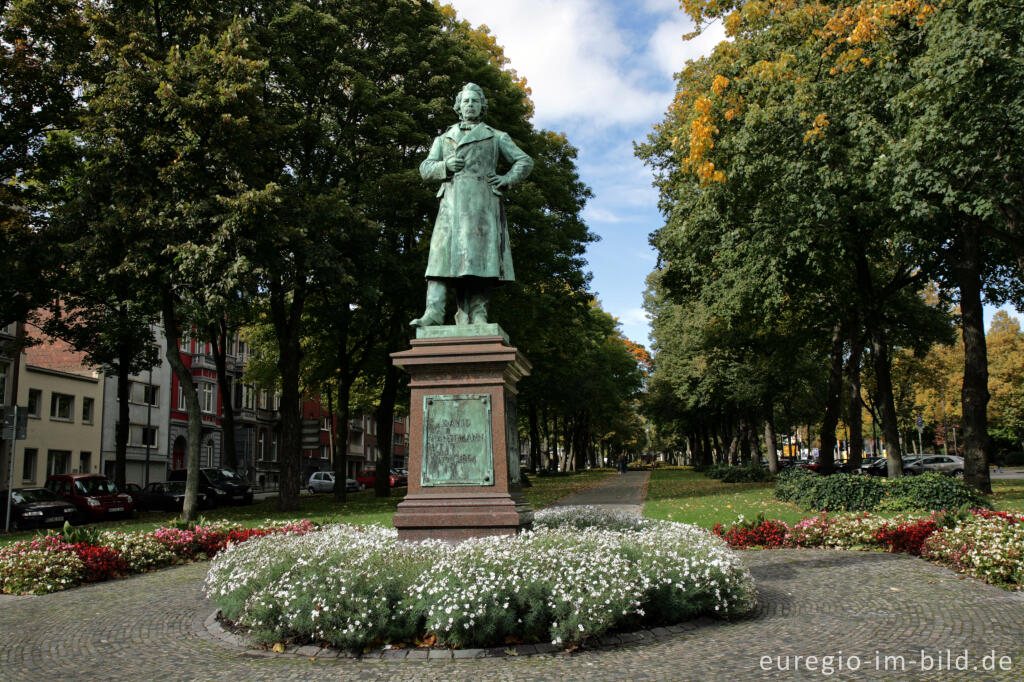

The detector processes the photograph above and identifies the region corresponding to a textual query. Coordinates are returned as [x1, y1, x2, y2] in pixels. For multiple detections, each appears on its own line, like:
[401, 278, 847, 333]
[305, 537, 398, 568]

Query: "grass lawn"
[644, 469, 1024, 530]
[991, 478, 1024, 513]
[644, 469, 806, 529]
[0, 470, 615, 546]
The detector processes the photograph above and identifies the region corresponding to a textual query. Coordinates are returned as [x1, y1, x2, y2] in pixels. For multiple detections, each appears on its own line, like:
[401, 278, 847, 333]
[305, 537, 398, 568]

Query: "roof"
[23, 322, 98, 379]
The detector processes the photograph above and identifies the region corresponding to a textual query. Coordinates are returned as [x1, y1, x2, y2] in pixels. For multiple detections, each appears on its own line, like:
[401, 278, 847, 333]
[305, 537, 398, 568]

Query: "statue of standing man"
[411, 83, 534, 328]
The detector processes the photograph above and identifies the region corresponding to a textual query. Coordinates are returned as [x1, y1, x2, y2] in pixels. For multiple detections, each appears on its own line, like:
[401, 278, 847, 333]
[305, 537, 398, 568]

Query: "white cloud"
[446, 0, 673, 127]
[649, 18, 727, 79]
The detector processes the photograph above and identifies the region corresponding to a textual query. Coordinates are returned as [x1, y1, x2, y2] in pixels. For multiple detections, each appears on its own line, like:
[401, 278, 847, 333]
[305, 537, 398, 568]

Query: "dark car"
[167, 468, 253, 507]
[1, 488, 80, 531]
[122, 483, 144, 508]
[45, 474, 134, 522]
[138, 481, 208, 512]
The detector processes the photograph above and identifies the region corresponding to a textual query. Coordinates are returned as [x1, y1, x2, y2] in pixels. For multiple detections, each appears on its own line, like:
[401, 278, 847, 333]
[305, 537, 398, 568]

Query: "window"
[22, 448, 37, 483]
[201, 383, 215, 413]
[177, 385, 186, 410]
[0, 360, 7, 403]
[143, 384, 159, 406]
[46, 449, 71, 476]
[79, 451, 91, 473]
[258, 431, 265, 460]
[321, 416, 331, 431]
[205, 440, 214, 467]
[259, 389, 269, 410]
[82, 397, 94, 424]
[274, 392, 281, 410]
[130, 424, 158, 447]
[271, 433, 278, 462]
[242, 384, 255, 410]
[27, 388, 42, 418]
[50, 393, 74, 421]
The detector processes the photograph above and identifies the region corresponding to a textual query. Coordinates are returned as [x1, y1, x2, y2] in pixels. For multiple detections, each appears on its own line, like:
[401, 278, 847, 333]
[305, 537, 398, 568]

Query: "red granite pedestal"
[391, 332, 533, 541]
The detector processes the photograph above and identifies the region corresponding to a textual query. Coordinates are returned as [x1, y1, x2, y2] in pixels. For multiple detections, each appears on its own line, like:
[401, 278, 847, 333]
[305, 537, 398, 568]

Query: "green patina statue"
[411, 83, 534, 328]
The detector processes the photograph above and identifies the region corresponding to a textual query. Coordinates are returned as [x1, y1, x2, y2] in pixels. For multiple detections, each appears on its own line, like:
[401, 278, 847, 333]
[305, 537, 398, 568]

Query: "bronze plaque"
[422, 394, 493, 487]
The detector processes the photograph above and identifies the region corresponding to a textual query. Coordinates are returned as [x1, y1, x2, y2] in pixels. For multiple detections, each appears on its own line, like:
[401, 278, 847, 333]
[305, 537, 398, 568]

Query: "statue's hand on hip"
[487, 172, 510, 189]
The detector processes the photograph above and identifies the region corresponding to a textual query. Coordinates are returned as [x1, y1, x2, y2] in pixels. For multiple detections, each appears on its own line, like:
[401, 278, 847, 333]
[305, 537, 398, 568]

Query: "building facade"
[99, 328, 172, 485]
[13, 328, 104, 486]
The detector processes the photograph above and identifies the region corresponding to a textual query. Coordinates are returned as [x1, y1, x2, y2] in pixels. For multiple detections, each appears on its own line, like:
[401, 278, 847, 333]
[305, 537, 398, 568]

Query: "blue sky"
[445, 0, 1020, 346]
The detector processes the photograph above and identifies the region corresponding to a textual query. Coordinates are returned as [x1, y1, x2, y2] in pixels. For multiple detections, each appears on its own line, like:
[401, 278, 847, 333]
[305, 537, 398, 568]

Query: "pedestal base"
[391, 331, 533, 542]
[393, 491, 533, 542]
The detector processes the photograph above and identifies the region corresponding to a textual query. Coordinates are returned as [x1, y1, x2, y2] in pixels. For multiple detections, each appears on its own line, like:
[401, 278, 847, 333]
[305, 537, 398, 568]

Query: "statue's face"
[459, 90, 483, 121]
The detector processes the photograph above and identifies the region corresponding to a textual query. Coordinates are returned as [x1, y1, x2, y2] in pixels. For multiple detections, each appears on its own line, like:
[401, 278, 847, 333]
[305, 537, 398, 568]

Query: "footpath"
[1, 472, 1023, 681]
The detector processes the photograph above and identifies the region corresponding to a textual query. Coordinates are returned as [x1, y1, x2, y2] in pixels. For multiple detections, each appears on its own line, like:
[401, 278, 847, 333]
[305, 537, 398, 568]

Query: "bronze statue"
[412, 83, 534, 327]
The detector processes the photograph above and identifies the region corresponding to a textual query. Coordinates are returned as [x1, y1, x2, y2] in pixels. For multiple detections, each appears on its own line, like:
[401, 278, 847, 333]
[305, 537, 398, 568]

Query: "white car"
[307, 471, 363, 494]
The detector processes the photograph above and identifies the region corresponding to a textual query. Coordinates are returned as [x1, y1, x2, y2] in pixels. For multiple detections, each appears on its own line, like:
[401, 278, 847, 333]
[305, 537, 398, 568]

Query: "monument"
[392, 83, 534, 541]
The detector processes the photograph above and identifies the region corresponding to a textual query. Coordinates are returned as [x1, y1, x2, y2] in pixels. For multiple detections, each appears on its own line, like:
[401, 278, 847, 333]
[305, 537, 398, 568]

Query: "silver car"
[307, 471, 364, 493]
[903, 455, 964, 477]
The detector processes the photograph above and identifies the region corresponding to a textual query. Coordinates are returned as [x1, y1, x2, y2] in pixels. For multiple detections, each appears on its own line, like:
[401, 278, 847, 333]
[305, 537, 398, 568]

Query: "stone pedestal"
[391, 325, 533, 541]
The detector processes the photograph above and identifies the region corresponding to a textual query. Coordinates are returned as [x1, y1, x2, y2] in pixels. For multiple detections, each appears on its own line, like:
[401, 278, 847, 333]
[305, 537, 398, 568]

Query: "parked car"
[307, 471, 363, 494]
[138, 481, 208, 512]
[122, 482, 144, 508]
[903, 455, 964, 477]
[389, 468, 408, 486]
[356, 469, 405, 488]
[45, 473, 134, 522]
[1, 487, 80, 531]
[167, 468, 253, 507]
[861, 455, 925, 476]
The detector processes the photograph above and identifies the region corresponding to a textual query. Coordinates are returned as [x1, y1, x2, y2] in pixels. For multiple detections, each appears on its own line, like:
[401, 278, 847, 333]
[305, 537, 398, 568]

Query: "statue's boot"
[467, 292, 489, 324]
[410, 280, 447, 327]
[455, 288, 489, 326]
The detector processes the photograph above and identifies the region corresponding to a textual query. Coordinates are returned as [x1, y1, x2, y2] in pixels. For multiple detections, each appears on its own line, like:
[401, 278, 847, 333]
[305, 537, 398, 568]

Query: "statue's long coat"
[419, 122, 533, 281]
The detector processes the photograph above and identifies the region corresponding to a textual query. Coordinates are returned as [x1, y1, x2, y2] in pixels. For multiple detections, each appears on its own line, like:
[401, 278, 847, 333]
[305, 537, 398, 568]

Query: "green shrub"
[721, 465, 773, 483]
[774, 468, 817, 502]
[879, 473, 991, 512]
[796, 474, 886, 512]
[705, 464, 731, 479]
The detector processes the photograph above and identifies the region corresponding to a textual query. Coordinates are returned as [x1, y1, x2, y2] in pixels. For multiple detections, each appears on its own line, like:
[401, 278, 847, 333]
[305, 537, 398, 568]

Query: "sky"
[444, 0, 1020, 347]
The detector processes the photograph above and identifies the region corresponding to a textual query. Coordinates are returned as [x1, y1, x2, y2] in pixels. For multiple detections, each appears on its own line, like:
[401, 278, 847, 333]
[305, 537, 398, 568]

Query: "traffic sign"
[1, 406, 27, 440]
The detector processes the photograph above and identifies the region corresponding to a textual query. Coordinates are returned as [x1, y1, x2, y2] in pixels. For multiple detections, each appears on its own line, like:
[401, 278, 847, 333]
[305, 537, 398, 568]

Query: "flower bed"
[713, 510, 1024, 589]
[204, 506, 756, 651]
[0, 520, 315, 595]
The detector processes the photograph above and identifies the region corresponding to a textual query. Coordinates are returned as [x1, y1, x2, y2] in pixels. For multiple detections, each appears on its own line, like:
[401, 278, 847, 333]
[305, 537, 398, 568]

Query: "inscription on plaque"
[422, 394, 494, 487]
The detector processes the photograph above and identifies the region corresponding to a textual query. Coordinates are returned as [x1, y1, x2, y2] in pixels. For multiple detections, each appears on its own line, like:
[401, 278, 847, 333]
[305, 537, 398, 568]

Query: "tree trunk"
[270, 287, 304, 512]
[819, 320, 844, 475]
[332, 377, 351, 503]
[114, 342, 131, 490]
[374, 363, 399, 498]
[870, 326, 904, 477]
[528, 402, 541, 473]
[956, 221, 992, 493]
[846, 321, 864, 471]
[763, 402, 779, 474]
[162, 292, 202, 522]
[210, 318, 237, 470]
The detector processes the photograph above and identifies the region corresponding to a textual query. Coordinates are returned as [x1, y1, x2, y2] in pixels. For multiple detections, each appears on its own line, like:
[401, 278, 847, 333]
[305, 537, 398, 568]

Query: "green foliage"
[773, 468, 817, 503]
[880, 473, 991, 513]
[796, 475, 887, 513]
[776, 471, 991, 513]
[53, 520, 103, 546]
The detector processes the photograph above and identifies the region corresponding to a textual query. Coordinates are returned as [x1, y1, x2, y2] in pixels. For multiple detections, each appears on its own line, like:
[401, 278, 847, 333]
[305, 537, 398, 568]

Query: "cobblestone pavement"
[2, 468, 1023, 681]
[547, 470, 649, 515]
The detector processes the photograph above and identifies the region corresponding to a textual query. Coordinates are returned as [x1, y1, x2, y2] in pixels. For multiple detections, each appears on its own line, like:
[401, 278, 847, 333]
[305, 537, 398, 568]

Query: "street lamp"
[144, 367, 153, 486]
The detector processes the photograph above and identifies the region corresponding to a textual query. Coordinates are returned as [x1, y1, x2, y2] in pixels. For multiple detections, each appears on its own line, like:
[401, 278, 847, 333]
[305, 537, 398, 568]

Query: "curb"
[201, 609, 721, 662]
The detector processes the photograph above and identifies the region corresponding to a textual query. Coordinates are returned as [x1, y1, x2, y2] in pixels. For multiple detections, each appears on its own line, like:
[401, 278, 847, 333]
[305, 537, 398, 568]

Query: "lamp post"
[144, 367, 153, 486]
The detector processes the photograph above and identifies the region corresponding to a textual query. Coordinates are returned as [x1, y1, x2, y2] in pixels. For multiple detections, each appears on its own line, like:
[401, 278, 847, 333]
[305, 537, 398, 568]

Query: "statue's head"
[454, 82, 488, 121]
